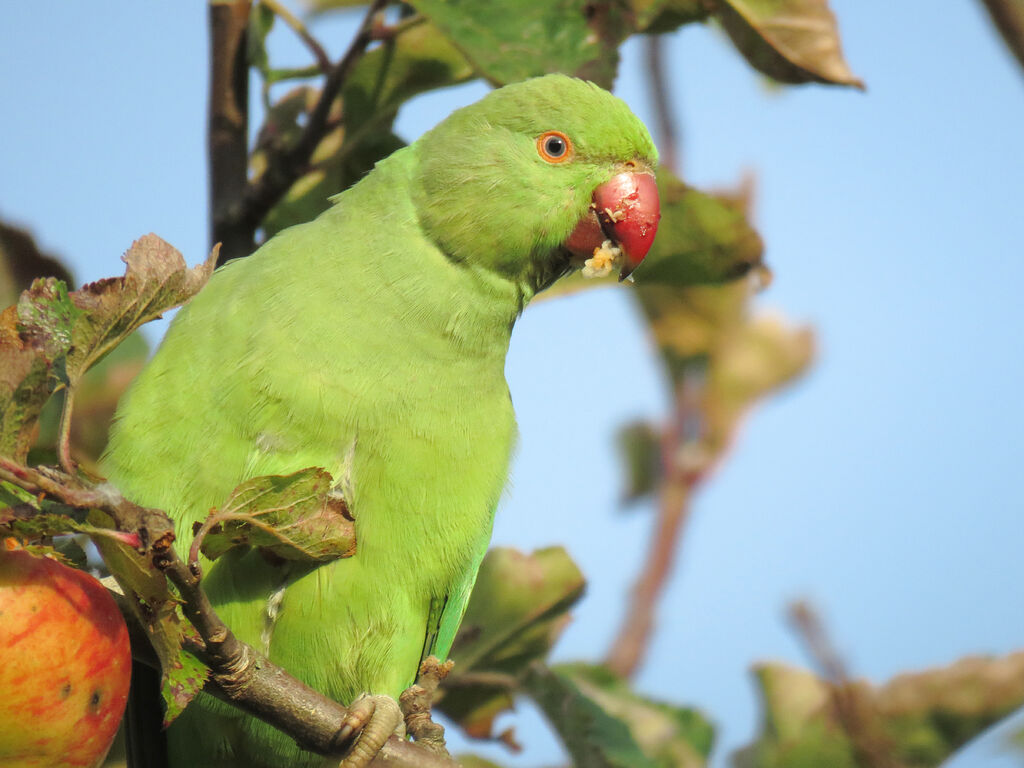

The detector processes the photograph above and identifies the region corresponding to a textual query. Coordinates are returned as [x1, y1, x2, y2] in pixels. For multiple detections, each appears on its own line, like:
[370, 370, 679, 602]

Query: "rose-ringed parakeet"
[103, 74, 660, 767]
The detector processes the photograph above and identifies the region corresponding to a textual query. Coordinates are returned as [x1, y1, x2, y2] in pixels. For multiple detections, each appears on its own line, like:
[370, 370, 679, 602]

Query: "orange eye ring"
[537, 131, 573, 164]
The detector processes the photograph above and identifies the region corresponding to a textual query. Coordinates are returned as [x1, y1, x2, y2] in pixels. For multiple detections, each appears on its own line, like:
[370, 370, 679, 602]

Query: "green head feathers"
[410, 74, 659, 293]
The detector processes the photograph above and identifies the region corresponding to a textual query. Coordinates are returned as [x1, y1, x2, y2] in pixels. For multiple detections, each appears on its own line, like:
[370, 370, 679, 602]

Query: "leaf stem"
[56, 384, 77, 474]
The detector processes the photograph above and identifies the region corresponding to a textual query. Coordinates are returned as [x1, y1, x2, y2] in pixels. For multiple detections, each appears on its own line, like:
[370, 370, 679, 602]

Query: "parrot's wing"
[420, 533, 489, 666]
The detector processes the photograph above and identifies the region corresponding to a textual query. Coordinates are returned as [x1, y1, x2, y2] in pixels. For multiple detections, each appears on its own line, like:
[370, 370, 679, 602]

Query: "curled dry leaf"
[66, 234, 218, 386]
[713, 0, 864, 88]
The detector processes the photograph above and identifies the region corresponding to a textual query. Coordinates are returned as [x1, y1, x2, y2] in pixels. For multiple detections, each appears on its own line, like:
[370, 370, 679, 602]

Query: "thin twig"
[788, 601, 903, 768]
[262, 0, 332, 73]
[645, 34, 680, 174]
[216, 0, 387, 258]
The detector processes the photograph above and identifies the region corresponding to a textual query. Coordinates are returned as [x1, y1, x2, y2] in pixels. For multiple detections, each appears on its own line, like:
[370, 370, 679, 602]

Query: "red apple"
[0, 547, 131, 768]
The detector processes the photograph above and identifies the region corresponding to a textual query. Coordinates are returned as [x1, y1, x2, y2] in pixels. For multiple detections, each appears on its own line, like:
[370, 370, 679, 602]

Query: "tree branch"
[604, 465, 692, 678]
[214, 0, 387, 260]
[0, 457, 456, 767]
[605, 370, 704, 679]
[978, 0, 1024, 76]
[209, 0, 254, 264]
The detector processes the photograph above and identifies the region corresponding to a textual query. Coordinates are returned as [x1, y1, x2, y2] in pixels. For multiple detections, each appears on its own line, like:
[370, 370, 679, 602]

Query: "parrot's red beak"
[564, 170, 661, 280]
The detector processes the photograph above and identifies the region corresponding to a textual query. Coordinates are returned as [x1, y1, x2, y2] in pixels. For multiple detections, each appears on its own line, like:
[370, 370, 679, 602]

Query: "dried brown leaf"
[714, 0, 864, 88]
[66, 235, 218, 386]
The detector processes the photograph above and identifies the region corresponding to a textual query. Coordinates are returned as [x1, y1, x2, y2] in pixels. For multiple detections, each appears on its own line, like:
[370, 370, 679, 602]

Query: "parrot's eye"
[537, 131, 572, 163]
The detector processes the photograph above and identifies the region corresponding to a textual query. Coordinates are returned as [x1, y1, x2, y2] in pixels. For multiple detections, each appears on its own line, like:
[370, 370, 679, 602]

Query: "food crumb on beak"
[581, 239, 624, 279]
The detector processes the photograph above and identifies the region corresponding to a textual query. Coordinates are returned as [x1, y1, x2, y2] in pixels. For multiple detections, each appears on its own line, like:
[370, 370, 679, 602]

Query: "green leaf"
[439, 546, 585, 739]
[556, 663, 715, 767]
[714, 0, 864, 88]
[0, 486, 88, 569]
[405, 0, 631, 87]
[89, 508, 209, 725]
[522, 663, 660, 768]
[199, 467, 356, 563]
[616, 420, 662, 504]
[0, 279, 76, 460]
[162, 640, 210, 726]
[735, 653, 1024, 768]
[1, 509, 88, 540]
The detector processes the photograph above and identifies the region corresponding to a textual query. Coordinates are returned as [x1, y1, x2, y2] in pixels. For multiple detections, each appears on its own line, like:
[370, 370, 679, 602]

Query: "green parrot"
[103, 74, 660, 767]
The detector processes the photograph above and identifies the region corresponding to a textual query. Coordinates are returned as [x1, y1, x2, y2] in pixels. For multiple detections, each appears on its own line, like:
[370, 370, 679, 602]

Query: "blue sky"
[2, 1, 1023, 765]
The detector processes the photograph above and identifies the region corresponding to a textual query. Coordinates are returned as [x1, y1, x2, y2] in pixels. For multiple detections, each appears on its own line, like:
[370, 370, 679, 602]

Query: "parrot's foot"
[336, 694, 404, 768]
